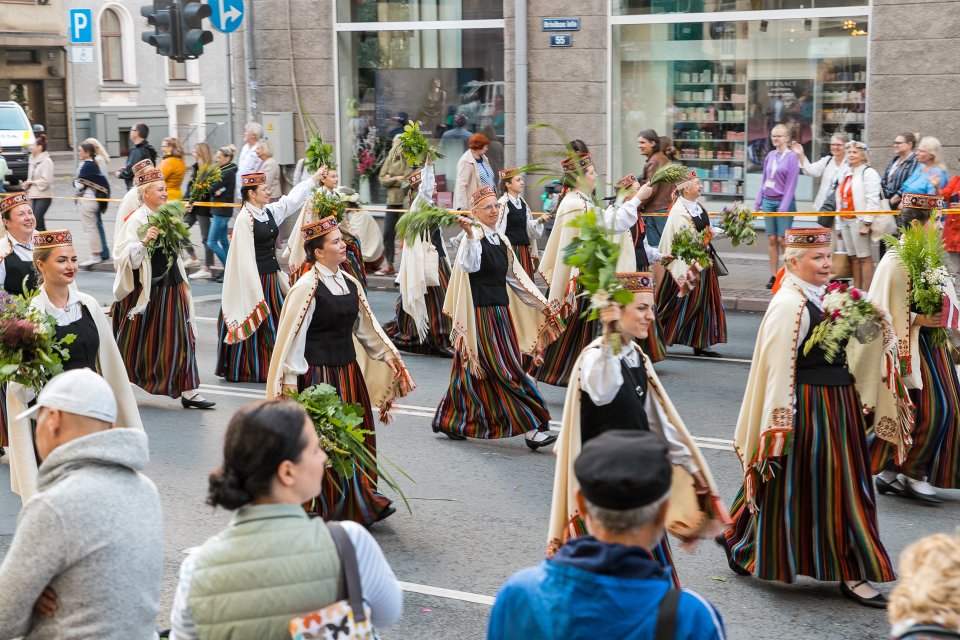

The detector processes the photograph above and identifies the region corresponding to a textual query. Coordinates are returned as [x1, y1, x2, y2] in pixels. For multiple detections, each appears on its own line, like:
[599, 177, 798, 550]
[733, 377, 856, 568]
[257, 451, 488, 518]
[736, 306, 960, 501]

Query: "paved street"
[0, 197, 957, 639]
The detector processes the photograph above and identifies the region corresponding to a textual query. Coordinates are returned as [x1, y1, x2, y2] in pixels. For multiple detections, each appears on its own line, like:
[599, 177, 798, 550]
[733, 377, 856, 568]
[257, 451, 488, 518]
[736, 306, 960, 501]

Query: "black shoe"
[839, 580, 888, 609]
[432, 425, 466, 440]
[376, 505, 397, 523]
[901, 480, 944, 505]
[694, 348, 722, 358]
[715, 534, 751, 576]
[874, 475, 905, 497]
[525, 431, 559, 451]
[766, 276, 776, 289]
[181, 395, 216, 410]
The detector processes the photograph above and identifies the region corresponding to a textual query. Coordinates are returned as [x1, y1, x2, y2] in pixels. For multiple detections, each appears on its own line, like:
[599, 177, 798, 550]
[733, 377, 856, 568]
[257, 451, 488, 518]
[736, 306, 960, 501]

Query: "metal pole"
[514, 0, 528, 171]
[243, 0, 256, 121]
[68, 49, 78, 165]
[226, 32, 234, 144]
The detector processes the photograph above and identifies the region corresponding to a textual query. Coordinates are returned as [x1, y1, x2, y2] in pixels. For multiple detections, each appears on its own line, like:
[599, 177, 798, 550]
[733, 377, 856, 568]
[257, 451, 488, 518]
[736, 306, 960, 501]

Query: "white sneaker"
[79, 257, 101, 269]
[189, 268, 213, 280]
[183, 258, 201, 269]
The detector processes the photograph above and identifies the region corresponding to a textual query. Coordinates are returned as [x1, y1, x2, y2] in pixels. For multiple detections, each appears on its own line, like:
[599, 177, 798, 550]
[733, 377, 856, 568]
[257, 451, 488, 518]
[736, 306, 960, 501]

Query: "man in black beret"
[489, 430, 726, 640]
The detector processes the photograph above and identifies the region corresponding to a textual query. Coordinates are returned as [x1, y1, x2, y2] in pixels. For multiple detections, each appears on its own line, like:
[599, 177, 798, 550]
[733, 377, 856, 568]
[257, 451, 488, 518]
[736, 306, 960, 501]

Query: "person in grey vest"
[169, 399, 403, 639]
[0, 369, 163, 640]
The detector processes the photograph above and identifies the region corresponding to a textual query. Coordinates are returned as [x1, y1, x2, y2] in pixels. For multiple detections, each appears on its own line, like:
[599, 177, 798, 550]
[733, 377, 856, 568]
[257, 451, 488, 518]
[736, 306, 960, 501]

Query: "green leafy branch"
[137, 201, 192, 282]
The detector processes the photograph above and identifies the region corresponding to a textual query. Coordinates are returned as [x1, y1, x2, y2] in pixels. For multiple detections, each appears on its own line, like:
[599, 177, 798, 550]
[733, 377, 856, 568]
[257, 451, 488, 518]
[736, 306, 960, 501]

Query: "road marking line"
[399, 581, 495, 606]
[668, 354, 753, 364]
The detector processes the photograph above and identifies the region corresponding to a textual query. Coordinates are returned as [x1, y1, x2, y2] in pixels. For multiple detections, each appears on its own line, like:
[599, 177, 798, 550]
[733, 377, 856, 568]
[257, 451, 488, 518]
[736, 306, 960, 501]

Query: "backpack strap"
[653, 587, 681, 640]
[326, 522, 368, 624]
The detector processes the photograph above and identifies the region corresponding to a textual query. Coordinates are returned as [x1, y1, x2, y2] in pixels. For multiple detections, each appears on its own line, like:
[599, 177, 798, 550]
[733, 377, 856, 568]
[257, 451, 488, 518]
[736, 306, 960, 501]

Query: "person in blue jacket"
[488, 430, 726, 640]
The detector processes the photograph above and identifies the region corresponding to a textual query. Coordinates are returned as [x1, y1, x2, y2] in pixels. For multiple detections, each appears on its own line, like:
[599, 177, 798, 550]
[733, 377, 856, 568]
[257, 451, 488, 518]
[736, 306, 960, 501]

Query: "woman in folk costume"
[432, 186, 562, 449]
[6, 229, 143, 503]
[266, 215, 415, 525]
[113, 158, 156, 251]
[720, 228, 912, 608]
[383, 159, 453, 356]
[216, 169, 322, 382]
[867, 194, 960, 505]
[112, 169, 215, 409]
[536, 153, 637, 386]
[496, 167, 547, 279]
[657, 171, 727, 357]
[547, 271, 726, 585]
[339, 186, 385, 272]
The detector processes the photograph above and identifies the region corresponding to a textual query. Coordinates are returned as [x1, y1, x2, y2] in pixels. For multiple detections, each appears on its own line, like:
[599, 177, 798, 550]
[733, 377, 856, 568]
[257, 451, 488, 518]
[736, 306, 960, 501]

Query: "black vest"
[253, 211, 280, 274]
[304, 276, 359, 367]
[796, 300, 853, 386]
[145, 246, 184, 287]
[631, 219, 650, 269]
[3, 249, 37, 295]
[469, 237, 509, 308]
[580, 353, 651, 443]
[503, 198, 530, 247]
[689, 203, 709, 232]
[56, 305, 100, 372]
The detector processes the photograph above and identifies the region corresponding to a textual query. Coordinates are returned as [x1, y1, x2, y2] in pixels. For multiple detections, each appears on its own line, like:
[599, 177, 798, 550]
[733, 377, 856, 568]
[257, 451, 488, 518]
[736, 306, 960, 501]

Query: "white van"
[0, 101, 35, 186]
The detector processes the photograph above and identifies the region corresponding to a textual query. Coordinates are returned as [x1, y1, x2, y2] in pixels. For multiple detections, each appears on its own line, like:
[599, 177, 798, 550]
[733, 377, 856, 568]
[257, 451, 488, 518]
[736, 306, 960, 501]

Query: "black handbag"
[817, 178, 839, 229]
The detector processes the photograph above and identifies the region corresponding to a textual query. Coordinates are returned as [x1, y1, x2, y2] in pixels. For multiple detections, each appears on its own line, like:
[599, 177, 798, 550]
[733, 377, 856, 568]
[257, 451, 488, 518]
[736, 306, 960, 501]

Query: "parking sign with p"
[70, 8, 93, 44]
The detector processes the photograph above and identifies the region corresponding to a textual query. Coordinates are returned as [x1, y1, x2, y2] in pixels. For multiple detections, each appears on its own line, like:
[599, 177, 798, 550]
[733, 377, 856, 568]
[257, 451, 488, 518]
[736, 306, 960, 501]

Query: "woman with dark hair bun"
[168, 399, 403, 639]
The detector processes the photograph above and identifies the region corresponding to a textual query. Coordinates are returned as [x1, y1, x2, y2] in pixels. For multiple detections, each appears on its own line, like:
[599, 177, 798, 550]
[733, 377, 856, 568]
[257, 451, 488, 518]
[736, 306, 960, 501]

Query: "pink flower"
[850, 289, 861, 301]
[832, 309, 842, 319]
[0, 318, 39, 348]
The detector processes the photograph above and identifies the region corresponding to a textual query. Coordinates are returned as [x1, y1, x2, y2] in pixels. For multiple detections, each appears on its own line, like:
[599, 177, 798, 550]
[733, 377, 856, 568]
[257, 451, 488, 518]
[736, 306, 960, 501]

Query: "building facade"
[232, 0, 956, 205]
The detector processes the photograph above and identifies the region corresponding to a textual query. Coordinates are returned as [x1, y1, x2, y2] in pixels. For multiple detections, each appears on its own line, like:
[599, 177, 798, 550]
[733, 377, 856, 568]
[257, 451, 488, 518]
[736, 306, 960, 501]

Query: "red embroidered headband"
[561, 153, 593, 175]
[34, 229, 73, 249]
[301, 215, 339, 242]
[131, 159, 155, 175]
[470, 185, 497, 208]
[784, 228, 831, 248]
[0, 192, 29, 215]
[241, 173, 266, 187]
[901, 193, 947, 211]
[134, 169, 164, 187]
[499, 167, 522, 181]
[616, 271, 654, 293]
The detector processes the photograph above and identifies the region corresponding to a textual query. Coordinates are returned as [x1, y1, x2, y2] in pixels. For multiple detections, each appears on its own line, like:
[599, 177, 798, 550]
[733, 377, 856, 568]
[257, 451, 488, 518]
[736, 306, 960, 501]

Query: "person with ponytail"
[168, 399, 403, 639]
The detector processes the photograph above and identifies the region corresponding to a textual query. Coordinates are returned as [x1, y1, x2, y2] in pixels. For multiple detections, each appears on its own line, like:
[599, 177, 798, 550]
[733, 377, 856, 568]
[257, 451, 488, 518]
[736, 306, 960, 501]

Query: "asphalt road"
[1, 272, 958, 640]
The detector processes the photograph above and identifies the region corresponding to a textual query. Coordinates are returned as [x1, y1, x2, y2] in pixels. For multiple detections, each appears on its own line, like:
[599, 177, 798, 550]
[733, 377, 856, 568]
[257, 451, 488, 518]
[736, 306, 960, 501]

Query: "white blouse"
[457, 223, 547, 309]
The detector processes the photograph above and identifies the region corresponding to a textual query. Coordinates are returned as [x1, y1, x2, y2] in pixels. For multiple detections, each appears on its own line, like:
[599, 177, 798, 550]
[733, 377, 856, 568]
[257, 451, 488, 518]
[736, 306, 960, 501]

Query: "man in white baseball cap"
[0, 368, 164, 640]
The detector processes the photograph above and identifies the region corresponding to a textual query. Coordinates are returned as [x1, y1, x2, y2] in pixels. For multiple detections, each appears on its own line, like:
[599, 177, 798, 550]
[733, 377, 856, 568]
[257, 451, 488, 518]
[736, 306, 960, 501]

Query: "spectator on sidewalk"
[376, 134, 410, 276]
[889, 533, 960, 640]
[488, 430, 726, 640]
[255, 138, 281, 203]
[792, 133, 848, 215]
[169, 399, 403, 639]
[200, 145, 238, 279]
[441, 113, 472, 152]
[235, 122, 264, 199]
[901, 136, 948, 197]
[184, 141, 215, 272]
[161, 137, 187, 201]
[74, 141, 112, 267]
[116, 123, 157, 189]
[940, 159, 960, 282]
[881, 132, 918, 209]
[23, 134, 54, 232]
[0, 368, 163, 640]
[453, 133, 492, 211]
[636, 130, 673, 247]
[83, 137, 110, 173]
[755, 124, 799, 289]
[832, 140, 881, 290]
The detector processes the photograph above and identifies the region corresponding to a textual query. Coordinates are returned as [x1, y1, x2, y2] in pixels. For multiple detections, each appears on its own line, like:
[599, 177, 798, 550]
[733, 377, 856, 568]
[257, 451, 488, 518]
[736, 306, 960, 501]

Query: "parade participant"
[340, 186, 385, 271]
[494, 431, 727, 640]
[216, 168, 323, 383]
[383, 159, 453, 356]
[536, 153, 637, 386]
[868, 194, 960, 504]
[432, 185, 560, 448]
[112, 168, 215, 409]
[496, 167, 546, 279]
[547, 272, 723, 583]
[266, 216, 415, 525]
[6, 229, 143, 502]
[0, 193, 37, 295]
[657, 171, 727, 357]
[721, 228, 904, 608]
[113, 158, 156, 251]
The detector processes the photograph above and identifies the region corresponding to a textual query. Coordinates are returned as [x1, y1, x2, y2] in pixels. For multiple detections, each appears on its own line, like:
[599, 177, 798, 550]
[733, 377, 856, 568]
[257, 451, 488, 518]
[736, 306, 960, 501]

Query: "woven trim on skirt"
[869, 329, 960, 488]
[725, 382, 896, 583]
[112, 281, 200, 399]
[433, 305, 550, 438]
[300, 361, 393, 525]
[536, 290, 599, 387]
[343, 236, 368, 293]
[216, 272, 285, 383]
[383, 258, 452, 356]
[512, 244, 539, 281]
[657, 265, 727, 349]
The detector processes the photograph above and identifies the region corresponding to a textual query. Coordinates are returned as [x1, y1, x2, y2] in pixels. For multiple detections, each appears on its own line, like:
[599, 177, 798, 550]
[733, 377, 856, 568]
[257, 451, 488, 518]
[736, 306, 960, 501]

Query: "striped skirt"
[383, 258, 452, 356]
[433, 305, 550, 439]
[0, 386, 7, 450]
[512, 244, 538, 281]
[215, 272, 285, 383]
[536, 292, 599, 387]
[725, 382, 895, 583]
[112, 281, 200, 399]
[299, 361, 393, 526]
[657, 265, 727, 349]
[342, 235, 368, 293]
[641, 317, 668, 364]
[870, 329, 960, 488]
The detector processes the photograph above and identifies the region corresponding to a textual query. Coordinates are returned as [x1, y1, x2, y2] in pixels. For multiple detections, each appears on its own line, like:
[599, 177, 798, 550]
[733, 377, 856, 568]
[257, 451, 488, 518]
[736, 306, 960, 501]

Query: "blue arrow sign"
[69, 8, 93, 44]
[208, 0, 244, 34]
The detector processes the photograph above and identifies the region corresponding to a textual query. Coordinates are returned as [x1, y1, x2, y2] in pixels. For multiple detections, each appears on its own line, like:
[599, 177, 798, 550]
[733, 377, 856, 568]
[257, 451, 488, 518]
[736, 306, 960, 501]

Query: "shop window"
[337, 0, 501, 23]
[614, 0, 869, 16]
[6, 50, 39, 64]
[100, 8, 124, 81]
[612, 16, 867, 201]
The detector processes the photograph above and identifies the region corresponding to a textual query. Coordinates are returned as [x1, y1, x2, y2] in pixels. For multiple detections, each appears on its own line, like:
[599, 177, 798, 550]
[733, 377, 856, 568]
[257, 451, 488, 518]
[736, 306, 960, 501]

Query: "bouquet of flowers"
[0, 289, 75, 392]
[670, 228, 714, 270]
[398, 120, 443, 166]
[649, 163, 690, 186]
[187, 163, 222, 202]
[804, 282, 884, 362]
[308, 189, 348, 223]
[286, 383, 411, 511]
[719, 202, 757, 247]
[355, 148, 377, 177]
[884, 221, 951, 346]
[137, 201, 192, 281]
[394, 202, 465, 242]
[353, 127, 382, 179]
[563, 206, 636, 353]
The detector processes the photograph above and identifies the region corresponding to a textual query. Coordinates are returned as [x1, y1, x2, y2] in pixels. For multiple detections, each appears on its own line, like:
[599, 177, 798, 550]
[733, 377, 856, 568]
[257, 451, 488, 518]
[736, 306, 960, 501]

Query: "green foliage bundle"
[398, 120, 442, 166]
[670, 228, 714, 270]
[187, 163, 222, 202]
[884, 221, 951, 346]
[648, 163, 691, 186]
[308, 189, 348, 223]
[394, 202, 463, 243]
[719, 202, 757, 247]
[137, 201, 192, 281]
[304, 132, 337, 173]
[0, 288, 75, 392]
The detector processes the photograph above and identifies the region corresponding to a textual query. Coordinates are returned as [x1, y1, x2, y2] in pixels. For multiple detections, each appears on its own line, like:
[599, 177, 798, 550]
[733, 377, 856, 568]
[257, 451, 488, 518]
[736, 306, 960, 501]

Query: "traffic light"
[140, 0, 178, 58]
[179, 1, 213, 59]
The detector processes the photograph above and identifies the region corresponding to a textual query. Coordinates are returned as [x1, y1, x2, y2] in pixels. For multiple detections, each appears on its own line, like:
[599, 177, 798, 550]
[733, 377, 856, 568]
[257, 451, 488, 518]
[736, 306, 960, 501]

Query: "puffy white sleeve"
[282, 297, 315, 384]
[457, 235, 484, 274]
[129, 242, 149, 269]
[579, 344, 625, 406]
[646, 394, 699, 474]
[602, 195, 641, 233]
[265, 177, 317, 226]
